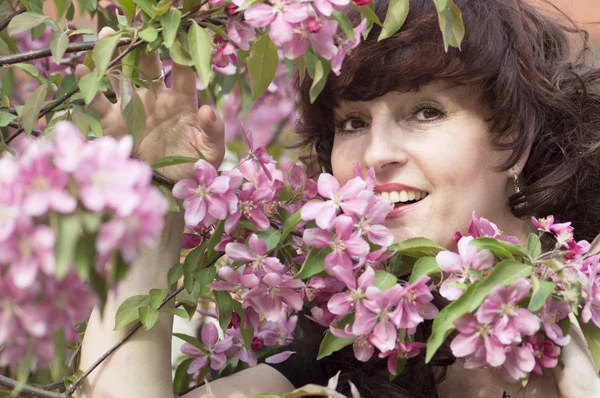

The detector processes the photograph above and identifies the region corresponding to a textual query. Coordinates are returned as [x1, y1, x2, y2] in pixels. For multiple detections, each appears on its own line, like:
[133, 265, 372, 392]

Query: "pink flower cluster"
[0, 122, 168, 370]
[450, 280, 570, 382]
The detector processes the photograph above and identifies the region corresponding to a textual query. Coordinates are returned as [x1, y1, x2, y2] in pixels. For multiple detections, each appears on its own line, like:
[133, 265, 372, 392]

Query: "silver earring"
[512, 170, 521, 194]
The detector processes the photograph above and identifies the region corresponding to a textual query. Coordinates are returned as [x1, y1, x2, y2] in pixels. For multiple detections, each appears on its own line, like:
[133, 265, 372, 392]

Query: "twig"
[0, 375, 67, 398]
[0, 8, 25, 33]
[0, 39, 132, 67]
[270, 220, 303, 238]
[152, 172, 176, 189]
[8, 122, 43, 137]
[39, 382, 65, 391]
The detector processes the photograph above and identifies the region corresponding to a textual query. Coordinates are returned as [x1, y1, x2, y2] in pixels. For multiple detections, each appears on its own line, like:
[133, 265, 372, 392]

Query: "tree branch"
[0, 8, 25, 33]
[0, 39, 132, 67]
[0, 375, 67, 398]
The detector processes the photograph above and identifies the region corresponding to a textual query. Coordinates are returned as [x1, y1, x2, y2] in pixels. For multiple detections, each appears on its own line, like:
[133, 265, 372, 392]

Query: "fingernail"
[210, 108, 217, 122]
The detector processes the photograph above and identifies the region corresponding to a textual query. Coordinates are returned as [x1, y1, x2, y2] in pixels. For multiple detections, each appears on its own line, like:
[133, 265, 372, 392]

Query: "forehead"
[334, 82, 481, 114]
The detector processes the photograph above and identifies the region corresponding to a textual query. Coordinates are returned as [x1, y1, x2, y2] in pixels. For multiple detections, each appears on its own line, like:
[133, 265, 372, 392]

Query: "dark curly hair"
[292, 0, 600, 396]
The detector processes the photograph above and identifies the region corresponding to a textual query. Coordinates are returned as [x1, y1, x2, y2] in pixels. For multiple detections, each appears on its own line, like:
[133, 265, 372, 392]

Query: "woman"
[74, 0, 600, 397]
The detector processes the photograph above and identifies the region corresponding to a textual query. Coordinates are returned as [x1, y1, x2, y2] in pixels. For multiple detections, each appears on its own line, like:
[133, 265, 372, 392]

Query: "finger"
[171, 62, 198, 95]
[196, 105, 225, 168]
[138, 50, 165, 90]
[98, 26, 121, 98]
[75, 64, 113, 119]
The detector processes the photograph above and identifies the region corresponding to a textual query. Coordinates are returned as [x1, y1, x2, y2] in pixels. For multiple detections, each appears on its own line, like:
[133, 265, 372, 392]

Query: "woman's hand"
[75, 27, 225, 181]
[494, 315, 600, 398]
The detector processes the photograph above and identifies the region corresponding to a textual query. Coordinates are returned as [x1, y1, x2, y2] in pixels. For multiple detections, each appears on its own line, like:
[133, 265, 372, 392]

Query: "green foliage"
[580, 316, 600, 373]
[214, 290, 233, 331]
[317, 314, 356, 360]
[309, 58, 330, 104]
[373, 270, 398, 290]
[161, 9, 182, 49]
[436, 0, 465, 51]
[389, 237, 446, 256]
[188, 21, 213, 88]
[426, 260, 532, 362]
[294, 247, 332, 280]
[528, 276, 556, 312]
[54, 212, 81, 279]
[114, 295, 150, 330]
[408, 256, 441, 283]
[50, 31, 69, 64]
[152, 155, 198, 169]
[7, 12, 49, 36]
[378, 0, 409, 41]
[21, 83, 47, 136]
[248, 34, 279, 101]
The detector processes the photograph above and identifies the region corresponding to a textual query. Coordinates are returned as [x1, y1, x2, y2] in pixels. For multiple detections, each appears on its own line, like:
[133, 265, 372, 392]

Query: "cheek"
[331, 136, 365, 184]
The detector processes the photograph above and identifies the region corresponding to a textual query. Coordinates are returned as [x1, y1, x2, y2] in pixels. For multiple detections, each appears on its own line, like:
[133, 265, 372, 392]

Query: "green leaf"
[195, 266, 217, 295]
[164, 307, 190, 319]
[434, 0, 448, 11]
[436, 0, 465, 51]
[309, 58, 330, 104]
[389, 237, 446, 255]
[378, 0, 409, 41]
[69, 28, 94, 36]
[134, 0, 157, 17]
[78, 69, 101, 105]
[114, 295, 150, 330]
[139, 26, 158, 42]
[138, 306, 160, 330]
[170, 39, 194, 66]
[7, 12, 49, 36]
[294, 247, 332, 280]
[257, 228, 281, 252]
[352, 3, 383, 27]
[168, 262, 184, 285]
[331, 9, 354, 42]
[153, 0, 174, 16]
[469, 237, 514, 260]
[579, 316, 600, 373]
[248, 34, 279, 101]
[184, 244, 204, 293]
[114, 0, 136, 19]
[21, 83, 47, 136]
[200, 21, 228, 39]
[119, 75, 146, 138]
[161, 9, 181, 49]
[93, 32, 122, 78]
[408, 256, 441, 283]
[0, 111, 17, 127]
[281, 210, 302, 241]
[50, 30, 69, 64]
[74, 232, 96, 281]
[528, 276, 556, 312]
[173, 357, 193, 393]
[150, 288, 168, 309]
[152, 156, 197, 169]
[374, 270, 398, 291]
[12, 63, 45, 84]
[317, 314, 356, 360]
[188, 21, 213, 88]
[206, 221, 224, 259]
[173, 333, 205, 351]
[426, 260, 532, 362]
[527, 233, 542, 259]
[55, 212, 81, 279]
[214, 290, 233, 331]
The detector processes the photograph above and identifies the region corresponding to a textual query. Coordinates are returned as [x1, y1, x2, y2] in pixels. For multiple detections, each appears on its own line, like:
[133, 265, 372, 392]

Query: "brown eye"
[414, 106, 444, 122]
[342, 118, 367, 131]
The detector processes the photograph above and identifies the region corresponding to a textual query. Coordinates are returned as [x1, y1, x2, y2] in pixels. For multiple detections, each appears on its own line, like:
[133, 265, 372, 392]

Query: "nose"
[363, 119, 409, 172]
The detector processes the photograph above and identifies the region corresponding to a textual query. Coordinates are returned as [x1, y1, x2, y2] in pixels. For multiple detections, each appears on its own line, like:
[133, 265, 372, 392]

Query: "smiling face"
[331, 83, 531, 248]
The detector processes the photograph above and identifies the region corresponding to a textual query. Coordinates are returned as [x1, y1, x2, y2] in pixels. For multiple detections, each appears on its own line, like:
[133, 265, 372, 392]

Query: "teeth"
[378, 189, 428, 203]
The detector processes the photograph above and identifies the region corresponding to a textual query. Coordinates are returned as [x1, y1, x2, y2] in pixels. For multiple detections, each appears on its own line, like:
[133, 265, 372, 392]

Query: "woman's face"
[331, 83, 528, 248]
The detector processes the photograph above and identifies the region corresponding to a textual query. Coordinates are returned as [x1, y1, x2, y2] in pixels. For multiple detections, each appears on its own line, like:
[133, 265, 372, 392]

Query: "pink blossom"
[306, 304, 336, 326]
[243, 273, 304, 321]
[207, 266, 260, 292]
[327, 266, 374, 316]
[265, 350, 295, 363]
[581, 255, 600, 328]
[225, 234, 285, 275]
[244, 1, 310, 45]
[353, 192, 394, 247]
[256, 314, 297, 346]
[528, 333, 560, 375]
[450, 314, 506, 368]
[379, 342, 427, 375]
[282, 19, 339, 60]
[467, 212, 519, 244]
[477, 279, 540, 345]
[301, 174, 368, 229]
[497, 344, 536, 383]
[531, 215, 555, 233]
[17, 139, 76, 216]
[173, 159, 238, 227]
[391, 276, 439, 330]
[436, 236, 494, 301]
[531, 215, 574, 246]
[181, 322, 233, 373]
[352, 335, 375, 362]
[226, 20, 255, 51]
[225, 183, 273, 234]
[313, 0, 350, 16]
[540, 299, 571, 346]
[303, 215, 370, 274]
[332, 19, 368, 75]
